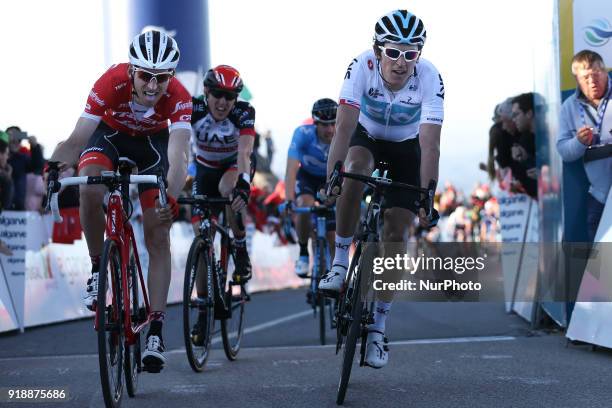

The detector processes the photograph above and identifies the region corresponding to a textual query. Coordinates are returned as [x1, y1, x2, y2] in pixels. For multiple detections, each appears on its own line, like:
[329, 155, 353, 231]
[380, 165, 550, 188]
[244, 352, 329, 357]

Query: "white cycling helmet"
[374, 10, 426, 49]
[129, 30, 180, 70]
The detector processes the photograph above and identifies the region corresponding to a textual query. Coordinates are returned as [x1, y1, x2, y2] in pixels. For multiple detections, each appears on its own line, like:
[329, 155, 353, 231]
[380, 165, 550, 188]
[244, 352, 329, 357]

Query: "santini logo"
[584, 18, 612, 47]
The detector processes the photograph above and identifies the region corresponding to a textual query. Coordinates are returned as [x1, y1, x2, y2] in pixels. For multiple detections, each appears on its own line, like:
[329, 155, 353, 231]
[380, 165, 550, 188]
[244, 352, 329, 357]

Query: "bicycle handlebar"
[47, 174, 162, 223]
[177, 195, 245, 231]
[327, 160, 439, 228]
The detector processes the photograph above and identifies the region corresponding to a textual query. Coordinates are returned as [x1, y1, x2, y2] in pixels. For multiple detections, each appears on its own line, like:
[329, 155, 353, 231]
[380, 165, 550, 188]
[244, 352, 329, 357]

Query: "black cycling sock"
[148, 320, 163, 339]
[299, 242, 309, 257]
[90, 255, 101, 272]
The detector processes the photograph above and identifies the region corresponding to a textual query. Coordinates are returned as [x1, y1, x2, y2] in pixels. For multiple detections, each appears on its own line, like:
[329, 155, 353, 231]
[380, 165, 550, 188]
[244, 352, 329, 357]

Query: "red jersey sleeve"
[167, 79, 193, 131]
[83, 64, 121, 119]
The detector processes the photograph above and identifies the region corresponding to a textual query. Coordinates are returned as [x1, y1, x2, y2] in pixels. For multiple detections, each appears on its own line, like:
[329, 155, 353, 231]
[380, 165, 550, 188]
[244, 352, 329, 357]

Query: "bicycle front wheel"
[336, 249, 364, 405]
[316, 238, 327, 345]
[124, 247, 141, 397]
[97, 239, 124, 408]
[220, 246, 245, 360]
[183, 236, 215, 372]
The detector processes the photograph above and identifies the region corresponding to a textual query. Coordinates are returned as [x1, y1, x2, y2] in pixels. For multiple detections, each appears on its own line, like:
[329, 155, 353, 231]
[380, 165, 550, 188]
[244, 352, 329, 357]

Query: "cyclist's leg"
[295, 190, 315, 278]
[77, 123, 120, 310]
[219, 167, 252, 281]
[320, 125, 375, 293]
[136, 131, 173, 369]
[190, 162, 225, 235]
[366, 137, 420, 368]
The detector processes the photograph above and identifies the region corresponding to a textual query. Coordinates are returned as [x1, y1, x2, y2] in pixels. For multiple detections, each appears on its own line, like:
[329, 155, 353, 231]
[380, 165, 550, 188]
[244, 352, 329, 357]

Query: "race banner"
[0, 211, 28, 331]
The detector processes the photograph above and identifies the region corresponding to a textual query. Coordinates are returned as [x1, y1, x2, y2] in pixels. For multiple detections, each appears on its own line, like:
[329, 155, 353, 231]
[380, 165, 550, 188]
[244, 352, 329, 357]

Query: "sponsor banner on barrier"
[0, 214, 302, 333]
[497, 192, 538, 319]
[0, 211, 28, 331]
[567, 188, 612, 347]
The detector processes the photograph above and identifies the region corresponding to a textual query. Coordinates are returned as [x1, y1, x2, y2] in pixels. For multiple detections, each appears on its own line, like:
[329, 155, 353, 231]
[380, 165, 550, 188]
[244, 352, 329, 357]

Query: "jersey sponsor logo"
[196, 131, 237, 145]
[114, 83, 127, 91]
[344, 58, 358, 80]
[171, 101, 193, 114]
[179, 114, 191, 121]
[193, 103, 205, 112]
[367, 59, 374, 70]
[368, 88, 384, 98]
[399, 97, 419, 106]
[340, 98, 360, 109]
[436, 74, 445, 99]
[118, 103, 130, 108]
[426, 117, 443, 123]
[241, 119, 255, 127]
[89, 90, 105, 107]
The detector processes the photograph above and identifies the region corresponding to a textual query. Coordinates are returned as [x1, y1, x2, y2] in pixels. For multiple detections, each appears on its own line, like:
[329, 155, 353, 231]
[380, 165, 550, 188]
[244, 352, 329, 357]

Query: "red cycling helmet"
[203, 65, 244, 94]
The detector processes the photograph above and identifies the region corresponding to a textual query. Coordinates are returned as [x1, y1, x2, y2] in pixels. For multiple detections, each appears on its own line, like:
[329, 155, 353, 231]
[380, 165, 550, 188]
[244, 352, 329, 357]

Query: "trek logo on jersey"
[368, 88, 384, 99]
[344, 59, 358, 80]
[89, 91, 105, 107]
[367, 59, 374, 70]
[171, 101, 193, 114]
[436, 74, 445, 99]
[114, 83, 127, 91]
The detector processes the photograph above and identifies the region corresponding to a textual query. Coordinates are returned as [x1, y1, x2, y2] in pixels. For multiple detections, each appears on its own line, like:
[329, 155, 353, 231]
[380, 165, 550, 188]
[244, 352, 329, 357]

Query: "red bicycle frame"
[94, 192, 151, 345]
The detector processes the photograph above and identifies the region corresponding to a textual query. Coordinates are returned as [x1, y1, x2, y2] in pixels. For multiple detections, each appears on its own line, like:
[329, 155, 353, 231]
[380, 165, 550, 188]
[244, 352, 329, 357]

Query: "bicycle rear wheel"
[183, 236, 215, 372]
[220, 245, 246, 360]
[124, 247, 141, 397]
[316, 238, 327, 345]
[336, 248, 364, 405]
[97, 239, 124, 408]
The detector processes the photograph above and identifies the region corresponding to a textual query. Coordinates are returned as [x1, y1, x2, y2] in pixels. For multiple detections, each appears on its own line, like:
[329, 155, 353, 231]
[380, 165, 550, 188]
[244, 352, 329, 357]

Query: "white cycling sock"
[369, 301, 392, 333]
[332, 235, 353, 268]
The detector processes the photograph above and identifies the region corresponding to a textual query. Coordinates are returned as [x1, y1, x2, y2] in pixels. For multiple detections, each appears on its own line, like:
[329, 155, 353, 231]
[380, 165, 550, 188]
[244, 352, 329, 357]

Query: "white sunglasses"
[378, 46, 420, 62]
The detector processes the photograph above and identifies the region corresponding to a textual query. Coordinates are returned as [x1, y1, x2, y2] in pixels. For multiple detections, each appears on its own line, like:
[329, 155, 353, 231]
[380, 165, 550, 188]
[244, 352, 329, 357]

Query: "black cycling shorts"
[78, 121, 169, 211]
[349, 123, 421, 213]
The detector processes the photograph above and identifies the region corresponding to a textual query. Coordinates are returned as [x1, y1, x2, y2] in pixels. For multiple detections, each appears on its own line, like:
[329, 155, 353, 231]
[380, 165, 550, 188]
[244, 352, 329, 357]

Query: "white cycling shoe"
[83, 272, 99, 311]
[318, 263, 347, 295]
[295, 256, 310, 278]
[142, 334, 167, 372]
[364, 330, 389, 369]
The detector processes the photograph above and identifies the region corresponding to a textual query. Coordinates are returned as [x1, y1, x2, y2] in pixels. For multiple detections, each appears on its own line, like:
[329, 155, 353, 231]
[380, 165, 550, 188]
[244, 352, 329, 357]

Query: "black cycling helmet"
[311, 98, 338, 124]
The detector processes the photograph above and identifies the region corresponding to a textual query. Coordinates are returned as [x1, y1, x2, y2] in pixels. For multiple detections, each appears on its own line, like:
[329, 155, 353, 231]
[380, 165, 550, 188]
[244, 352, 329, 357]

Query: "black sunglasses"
[209, 89, 238, 101]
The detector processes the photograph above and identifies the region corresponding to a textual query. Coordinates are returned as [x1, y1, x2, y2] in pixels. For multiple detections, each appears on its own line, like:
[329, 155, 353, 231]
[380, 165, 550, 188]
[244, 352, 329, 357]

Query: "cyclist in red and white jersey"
[49, 30, 192, 371]
[319, 10, 444, 368]
[190, 65, 255, 281]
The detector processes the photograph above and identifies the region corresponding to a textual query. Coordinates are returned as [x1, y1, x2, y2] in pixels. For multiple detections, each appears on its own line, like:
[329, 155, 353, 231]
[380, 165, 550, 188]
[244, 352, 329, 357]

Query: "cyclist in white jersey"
[319, 10, 444, 368]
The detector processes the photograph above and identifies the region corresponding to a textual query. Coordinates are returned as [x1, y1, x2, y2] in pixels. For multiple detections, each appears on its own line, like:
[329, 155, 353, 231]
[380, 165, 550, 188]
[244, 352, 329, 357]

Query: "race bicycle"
[324, 161, 438, 405]
[178, 195, 250, 372]
[47, 158, 167, 408]
[281, 202, 337, 345]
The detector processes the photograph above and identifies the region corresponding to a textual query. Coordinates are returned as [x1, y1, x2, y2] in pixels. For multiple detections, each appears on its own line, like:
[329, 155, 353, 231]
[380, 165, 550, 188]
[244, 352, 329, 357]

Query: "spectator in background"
[5, 126, 44, 210]
[0, 131, 13, 212]
[511, 93, 537, 199]
[557, 50, 612, 242]
[484, 98, 519, 181]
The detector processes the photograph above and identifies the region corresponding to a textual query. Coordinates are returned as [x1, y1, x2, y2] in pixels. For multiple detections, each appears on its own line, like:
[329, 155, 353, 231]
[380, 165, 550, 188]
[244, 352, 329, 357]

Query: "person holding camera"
[557, 50, 612, 242]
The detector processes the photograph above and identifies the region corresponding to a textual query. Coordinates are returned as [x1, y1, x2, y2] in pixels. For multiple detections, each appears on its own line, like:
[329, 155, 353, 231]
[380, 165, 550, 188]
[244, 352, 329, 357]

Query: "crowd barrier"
[498, 191, 539, 322]
[566, 187, 612, 347]
[0, 211, 304, 333]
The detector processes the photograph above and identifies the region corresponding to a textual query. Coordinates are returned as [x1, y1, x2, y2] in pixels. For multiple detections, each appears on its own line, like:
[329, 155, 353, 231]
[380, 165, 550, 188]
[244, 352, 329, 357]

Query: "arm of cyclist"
[323, 104, 360, 202]
[418, 123, 441, 226]
[49, 117, 99, 169]
[231, 134, 254, 212]
[284, 158, 300, 211]
[158, 127, 190, 222]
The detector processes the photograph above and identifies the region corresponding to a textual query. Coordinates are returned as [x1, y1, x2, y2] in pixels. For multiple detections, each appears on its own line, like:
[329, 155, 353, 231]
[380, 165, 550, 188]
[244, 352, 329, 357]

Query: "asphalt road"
[1, 288, 610, 408]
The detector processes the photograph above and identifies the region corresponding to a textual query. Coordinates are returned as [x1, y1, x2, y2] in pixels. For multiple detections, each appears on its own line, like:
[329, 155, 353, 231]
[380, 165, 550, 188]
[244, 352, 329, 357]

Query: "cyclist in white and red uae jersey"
[189, 65, 255, 284]
[319, 10, 444, 369]
[49, 30, 191, 371]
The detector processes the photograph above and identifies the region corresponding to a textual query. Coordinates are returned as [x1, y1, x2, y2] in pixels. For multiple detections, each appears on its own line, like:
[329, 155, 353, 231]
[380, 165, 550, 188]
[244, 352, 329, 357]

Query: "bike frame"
[95, 191, 151, 345]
